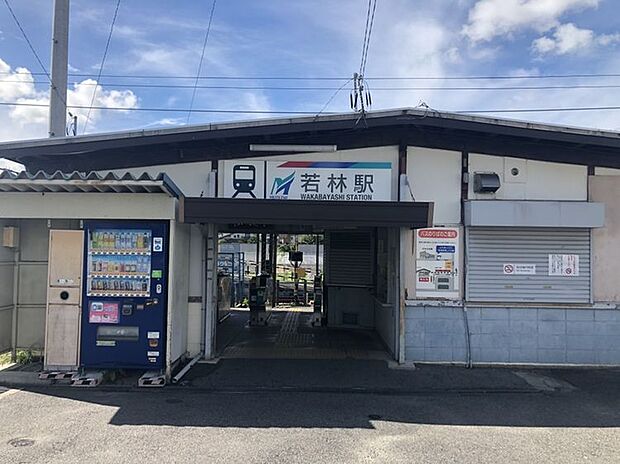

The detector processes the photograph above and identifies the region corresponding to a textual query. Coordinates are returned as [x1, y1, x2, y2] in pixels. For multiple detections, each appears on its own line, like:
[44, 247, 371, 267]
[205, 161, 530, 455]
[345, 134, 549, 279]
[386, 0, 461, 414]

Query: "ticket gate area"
[215, 228, 398, 361]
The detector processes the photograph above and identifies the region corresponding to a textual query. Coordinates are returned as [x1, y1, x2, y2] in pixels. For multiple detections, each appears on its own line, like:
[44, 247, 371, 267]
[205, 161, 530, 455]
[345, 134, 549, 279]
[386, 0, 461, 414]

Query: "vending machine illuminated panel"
[80, 221, 168, 370]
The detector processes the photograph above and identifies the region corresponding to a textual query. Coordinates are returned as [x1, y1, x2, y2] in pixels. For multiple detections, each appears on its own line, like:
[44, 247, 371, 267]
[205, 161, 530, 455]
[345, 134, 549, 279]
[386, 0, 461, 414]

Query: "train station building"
[1, 108, 620, 382]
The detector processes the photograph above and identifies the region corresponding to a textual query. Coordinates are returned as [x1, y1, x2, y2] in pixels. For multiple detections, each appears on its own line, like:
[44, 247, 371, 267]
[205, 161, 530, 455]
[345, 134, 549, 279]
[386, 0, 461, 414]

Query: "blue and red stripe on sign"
[277, 161, 391, 169]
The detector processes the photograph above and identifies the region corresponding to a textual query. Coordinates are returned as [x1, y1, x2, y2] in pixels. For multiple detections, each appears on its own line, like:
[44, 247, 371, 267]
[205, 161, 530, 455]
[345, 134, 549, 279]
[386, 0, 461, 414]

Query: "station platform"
[216, 308, 390, 361]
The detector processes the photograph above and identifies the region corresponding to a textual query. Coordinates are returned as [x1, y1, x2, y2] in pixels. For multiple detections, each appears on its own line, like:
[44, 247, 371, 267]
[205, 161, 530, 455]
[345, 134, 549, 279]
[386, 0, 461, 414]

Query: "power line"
[2, 0, 67, 107]
[0, 101, 334, 115]
[359, 0, 377, 77]
[3, 100, 620, 116]
[187, 0, 217, 125]
[83, 0, 121, 134]
[3, 71, 620, 81]
[315, 78, 353, 117]
[6, 79, 620, 91]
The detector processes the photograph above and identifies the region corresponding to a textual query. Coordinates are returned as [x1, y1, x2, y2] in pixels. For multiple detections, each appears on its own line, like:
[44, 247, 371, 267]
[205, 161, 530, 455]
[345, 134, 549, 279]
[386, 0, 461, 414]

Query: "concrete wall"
[595, 167, 620, 175]
[167, 222, 191, 369]
[187, 225, 204, 356]
[0, 193, 177, 220]
[406, 147, 462, 225]
[590, 176, 620, 303]
[373, 228, 399, 355]
[405, 304, 620, 365]
[468, 154, 587, 200]
[10, 219, 80, 351]
[0, 220, 16, 352]
[109, 161, 214, 197]
[374, 300, 395, 355]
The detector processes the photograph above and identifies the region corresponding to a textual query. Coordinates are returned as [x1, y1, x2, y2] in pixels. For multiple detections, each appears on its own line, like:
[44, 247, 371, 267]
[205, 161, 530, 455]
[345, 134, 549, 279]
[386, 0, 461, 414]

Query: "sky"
[1, 0, 620, 171]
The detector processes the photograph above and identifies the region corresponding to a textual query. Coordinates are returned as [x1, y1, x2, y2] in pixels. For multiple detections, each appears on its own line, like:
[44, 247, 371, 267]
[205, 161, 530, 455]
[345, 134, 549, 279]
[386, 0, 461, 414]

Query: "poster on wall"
[548, 254, 579, 276]
[415, 228, 460, 299]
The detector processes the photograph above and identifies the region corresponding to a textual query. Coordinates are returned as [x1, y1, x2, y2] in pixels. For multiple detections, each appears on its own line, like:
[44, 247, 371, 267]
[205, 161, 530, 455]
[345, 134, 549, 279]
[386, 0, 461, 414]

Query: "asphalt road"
[1, 384, 620, 463]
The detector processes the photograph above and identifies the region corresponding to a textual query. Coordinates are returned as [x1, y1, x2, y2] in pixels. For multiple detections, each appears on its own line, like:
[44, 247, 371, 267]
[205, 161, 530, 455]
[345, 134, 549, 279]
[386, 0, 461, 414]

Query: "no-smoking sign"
[503, 264, 515, 275]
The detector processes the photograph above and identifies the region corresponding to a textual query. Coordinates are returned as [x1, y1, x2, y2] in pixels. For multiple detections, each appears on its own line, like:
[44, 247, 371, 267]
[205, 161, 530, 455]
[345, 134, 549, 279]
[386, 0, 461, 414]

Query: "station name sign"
[223, 160, 392, 201]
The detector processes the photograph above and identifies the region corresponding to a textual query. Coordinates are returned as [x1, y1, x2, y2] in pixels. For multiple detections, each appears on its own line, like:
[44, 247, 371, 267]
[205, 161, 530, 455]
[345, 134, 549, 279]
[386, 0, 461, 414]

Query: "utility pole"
[49, 0, 70, 138]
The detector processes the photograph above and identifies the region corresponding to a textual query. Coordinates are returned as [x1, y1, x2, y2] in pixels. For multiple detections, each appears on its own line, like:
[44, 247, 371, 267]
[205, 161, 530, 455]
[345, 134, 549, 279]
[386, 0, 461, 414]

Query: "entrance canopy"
[180, 198, 433, 229]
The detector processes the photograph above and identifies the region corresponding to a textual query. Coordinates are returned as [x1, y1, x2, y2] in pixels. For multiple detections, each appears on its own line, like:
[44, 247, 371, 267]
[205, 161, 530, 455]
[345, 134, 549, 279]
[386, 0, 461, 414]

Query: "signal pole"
[49, 0, 70, 137]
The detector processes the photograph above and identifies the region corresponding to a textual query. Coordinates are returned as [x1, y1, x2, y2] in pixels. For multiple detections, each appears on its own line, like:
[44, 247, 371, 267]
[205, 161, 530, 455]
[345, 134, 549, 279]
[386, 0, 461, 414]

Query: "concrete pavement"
[1, 362, 620, 462]
[1, 380, 620, 463]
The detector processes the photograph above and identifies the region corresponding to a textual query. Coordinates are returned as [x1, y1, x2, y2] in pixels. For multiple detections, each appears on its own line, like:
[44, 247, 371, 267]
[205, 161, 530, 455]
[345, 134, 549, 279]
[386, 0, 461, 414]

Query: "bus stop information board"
[223, 160, 392, 201]
[415, 228, 461, 299]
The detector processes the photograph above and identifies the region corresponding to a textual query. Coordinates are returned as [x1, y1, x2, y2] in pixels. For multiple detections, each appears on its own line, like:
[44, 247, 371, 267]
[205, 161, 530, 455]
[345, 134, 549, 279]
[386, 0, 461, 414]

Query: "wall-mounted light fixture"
[249, 144, 337, 153]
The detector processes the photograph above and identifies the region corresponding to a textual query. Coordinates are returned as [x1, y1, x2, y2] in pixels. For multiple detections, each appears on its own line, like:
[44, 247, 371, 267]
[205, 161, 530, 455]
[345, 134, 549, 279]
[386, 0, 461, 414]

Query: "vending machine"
[80, 221, 168, 370]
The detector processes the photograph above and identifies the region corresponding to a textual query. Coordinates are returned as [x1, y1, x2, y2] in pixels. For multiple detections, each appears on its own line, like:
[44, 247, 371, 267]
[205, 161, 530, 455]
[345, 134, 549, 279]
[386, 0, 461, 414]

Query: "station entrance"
[214, 227, 400, 361]
[181, 196, 432, 363]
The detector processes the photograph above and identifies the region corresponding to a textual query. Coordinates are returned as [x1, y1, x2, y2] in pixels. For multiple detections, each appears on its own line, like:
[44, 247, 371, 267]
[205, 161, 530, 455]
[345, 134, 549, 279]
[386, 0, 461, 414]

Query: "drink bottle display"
[87, 228, 152, 296]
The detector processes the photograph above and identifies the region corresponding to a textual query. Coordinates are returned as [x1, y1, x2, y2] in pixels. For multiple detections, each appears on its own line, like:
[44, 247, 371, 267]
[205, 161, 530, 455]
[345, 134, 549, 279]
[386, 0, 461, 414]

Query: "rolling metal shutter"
[466, 227, 591, 303]
[325, 230, 374, 287]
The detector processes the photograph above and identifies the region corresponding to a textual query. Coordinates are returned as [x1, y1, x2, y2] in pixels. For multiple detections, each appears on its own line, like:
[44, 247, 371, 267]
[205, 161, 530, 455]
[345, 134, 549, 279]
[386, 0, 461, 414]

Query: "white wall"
[187, 225, 204, 356]
[0, 193, 176, 220]
[166, 221, 191, 371]
[590, 176, 620, 302]
[406, 147, 462, 225]
[469, 154, 587, 200]
[595, 167, 620, 175]
[109, 161, 213, 197]
[218, 146, 400, 201]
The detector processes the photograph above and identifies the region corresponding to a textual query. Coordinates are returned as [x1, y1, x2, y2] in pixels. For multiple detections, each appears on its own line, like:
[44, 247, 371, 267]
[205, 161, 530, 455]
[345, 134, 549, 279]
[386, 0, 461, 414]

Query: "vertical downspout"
[200, 227, 207, 356]
[397, 143, 407, 364]
[461, 151, 472, 368]
[587, 165, 595, 305]
[10, 226, 21, 362]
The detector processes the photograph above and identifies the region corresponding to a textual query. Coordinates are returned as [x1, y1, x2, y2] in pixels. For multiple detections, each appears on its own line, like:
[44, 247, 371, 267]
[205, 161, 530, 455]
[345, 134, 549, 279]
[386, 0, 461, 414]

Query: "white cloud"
[463, 0, 600, 42]
[0, 57, 139, 143]
[532, 22, 620, 55]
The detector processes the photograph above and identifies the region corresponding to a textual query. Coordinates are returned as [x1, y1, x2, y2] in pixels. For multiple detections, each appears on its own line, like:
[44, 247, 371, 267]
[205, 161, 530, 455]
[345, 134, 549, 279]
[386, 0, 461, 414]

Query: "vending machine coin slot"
[121, 303, 134, 316]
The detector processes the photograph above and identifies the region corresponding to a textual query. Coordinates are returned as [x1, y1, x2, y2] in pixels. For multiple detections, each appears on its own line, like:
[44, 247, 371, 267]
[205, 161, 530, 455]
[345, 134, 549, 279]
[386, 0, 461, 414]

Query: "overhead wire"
[6, 79, 620, 91]
[186, 0, 217, 125]
[359, 0, 377, 77]
[2, 71, 620, 81]
[83, 0, 121, 134]
[2, 100, 620, 116]
[315, 77, 354, 118]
